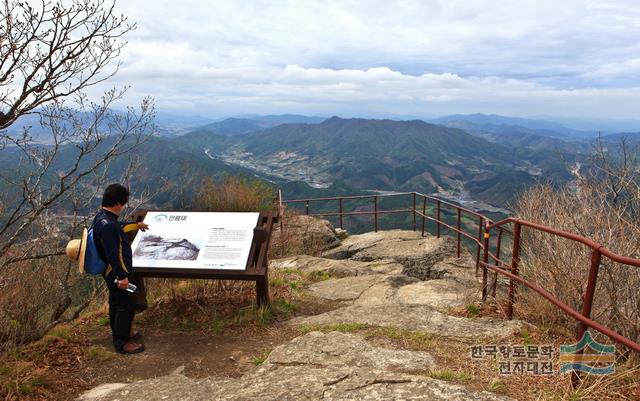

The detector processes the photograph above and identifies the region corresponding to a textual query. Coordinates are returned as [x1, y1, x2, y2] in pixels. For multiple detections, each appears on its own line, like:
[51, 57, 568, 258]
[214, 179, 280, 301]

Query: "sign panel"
[131, 211, 260, 270]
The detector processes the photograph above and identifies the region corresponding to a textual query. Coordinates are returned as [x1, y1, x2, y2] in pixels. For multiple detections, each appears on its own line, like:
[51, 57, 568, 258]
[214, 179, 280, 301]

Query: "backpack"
[66, 219, 109, 275]
[81, 223, 107, 275]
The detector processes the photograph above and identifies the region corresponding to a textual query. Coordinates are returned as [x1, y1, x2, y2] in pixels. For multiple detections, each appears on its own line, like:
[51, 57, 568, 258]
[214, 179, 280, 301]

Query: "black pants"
[105, 272, 136, 351]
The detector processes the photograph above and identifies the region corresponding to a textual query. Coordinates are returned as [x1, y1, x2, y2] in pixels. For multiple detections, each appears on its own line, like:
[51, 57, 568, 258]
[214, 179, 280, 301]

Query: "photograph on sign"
[131, 212, 260, 270]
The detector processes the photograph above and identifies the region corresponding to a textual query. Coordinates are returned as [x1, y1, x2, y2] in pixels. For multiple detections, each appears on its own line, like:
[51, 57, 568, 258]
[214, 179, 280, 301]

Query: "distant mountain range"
[183, 116, 585, 207]
[192, 115, 326, 136]
[3, 112, 326, 140]
[2, 111, 638, 213]
[430, 114, 598, 139]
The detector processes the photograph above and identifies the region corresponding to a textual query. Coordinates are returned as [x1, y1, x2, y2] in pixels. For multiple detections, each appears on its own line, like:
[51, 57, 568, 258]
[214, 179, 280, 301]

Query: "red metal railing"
[279, 191, 508, 267]
[280, 191, 640, 361]
[483, 218, 640, 354]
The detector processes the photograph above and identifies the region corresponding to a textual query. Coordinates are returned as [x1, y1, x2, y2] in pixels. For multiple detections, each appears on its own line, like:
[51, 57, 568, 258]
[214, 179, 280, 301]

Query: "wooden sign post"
[127, 210, 277, 306]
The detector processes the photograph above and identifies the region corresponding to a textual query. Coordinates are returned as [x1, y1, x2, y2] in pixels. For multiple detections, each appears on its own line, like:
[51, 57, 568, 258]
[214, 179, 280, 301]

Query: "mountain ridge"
[200, 116, 565, 206]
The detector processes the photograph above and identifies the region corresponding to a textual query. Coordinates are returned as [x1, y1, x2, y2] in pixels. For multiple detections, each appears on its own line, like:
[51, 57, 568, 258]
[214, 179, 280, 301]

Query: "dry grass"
[512, 140, 640, 353]
[515, 182, 640, 352]
[0, 252, 99, 350]
[138, 264, 310, 332]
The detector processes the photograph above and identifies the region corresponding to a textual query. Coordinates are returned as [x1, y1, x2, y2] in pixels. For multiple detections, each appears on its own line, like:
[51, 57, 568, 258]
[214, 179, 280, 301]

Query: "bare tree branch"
[0, 0, 134, 129]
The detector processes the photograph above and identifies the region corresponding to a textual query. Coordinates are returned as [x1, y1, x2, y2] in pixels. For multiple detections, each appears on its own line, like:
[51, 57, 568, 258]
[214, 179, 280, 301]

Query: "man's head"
[101, 183, 130, 214]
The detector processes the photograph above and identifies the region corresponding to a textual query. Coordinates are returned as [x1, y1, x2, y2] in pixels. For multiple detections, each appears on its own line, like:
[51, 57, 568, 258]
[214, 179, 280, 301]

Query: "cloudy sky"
[104, 0, 640, 119]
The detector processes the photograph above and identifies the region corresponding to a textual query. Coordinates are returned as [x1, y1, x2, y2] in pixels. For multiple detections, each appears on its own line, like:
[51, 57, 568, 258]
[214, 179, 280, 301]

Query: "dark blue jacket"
[92, 209, 139, 280]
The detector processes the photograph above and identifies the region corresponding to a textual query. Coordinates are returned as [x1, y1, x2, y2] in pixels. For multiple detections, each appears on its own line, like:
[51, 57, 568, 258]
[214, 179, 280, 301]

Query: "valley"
[216, 146, 333, 189]
[186, 116, 586, 209]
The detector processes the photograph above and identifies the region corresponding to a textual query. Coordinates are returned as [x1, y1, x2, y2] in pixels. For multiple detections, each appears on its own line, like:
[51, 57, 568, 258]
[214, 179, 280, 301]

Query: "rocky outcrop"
[286, 231, 523, 338]
[322, 230, 457, 280]
[270, 216, 341, 257]
[78, 332, 512, 401]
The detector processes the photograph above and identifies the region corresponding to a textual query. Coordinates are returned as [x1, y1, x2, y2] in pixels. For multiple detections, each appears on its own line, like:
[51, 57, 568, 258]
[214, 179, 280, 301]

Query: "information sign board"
[131, 211, 260, 270]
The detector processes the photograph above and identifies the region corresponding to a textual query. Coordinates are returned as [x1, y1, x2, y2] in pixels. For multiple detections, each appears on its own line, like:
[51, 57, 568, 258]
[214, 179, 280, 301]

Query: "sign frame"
[126, 210, 277, 306]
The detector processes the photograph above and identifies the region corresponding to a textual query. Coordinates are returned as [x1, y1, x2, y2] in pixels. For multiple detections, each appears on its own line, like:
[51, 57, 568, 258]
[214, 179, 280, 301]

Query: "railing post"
[305, 201, 309, 215]
[507, 222, 522, 320]
[421, 196, 426, 237]
[492, 228, 504, 297]
[278, 190, 284, 231]
[456, 208, 461, 258]
[475, 217, 483, 274]
[571, 249, 602, 388]
[482, 225, 490, 301]
[412, 192, 417, 231]
[374, 195, 378, 232]
[436, 200, 441, 238]
[339, 198, 343, 229]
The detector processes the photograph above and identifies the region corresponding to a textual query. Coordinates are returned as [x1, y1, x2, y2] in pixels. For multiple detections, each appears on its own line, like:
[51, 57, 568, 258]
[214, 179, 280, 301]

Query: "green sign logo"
[559, 331, 615, 375]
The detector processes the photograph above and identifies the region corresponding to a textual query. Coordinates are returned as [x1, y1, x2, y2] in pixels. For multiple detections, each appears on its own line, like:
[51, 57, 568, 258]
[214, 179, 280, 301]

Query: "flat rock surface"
[270, 255, 403, 277]
[308, 274, 388, 301]
[303, 265, 478, 311]
[395, 279, 475, 309]
[265, 331, 435, 371]
[78, 332, 512, 401]
[291, 304, 523, 340]
[323, 230, 438, 261]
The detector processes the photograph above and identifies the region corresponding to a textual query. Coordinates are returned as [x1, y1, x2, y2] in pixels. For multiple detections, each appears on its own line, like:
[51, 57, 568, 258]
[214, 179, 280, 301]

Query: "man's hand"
[117, 277, 130, 290]
[137, 222, 149, 232]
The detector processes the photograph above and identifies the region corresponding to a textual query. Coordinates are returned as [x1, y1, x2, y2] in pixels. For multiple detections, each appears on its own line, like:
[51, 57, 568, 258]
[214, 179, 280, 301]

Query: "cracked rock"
[322, 230, 457, 280]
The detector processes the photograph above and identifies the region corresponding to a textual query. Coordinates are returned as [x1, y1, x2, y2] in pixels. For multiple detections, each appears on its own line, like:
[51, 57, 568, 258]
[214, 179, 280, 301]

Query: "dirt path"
[87, 326, 297, 380]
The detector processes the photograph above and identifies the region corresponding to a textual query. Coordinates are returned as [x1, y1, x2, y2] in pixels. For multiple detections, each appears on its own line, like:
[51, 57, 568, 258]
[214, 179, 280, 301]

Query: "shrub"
[0, 250, 99, 349]
[193, 176, 275, 212]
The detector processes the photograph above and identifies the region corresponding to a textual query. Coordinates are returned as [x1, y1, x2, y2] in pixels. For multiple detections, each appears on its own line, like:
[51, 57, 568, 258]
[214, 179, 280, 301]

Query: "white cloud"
[89, 0, 640, 118]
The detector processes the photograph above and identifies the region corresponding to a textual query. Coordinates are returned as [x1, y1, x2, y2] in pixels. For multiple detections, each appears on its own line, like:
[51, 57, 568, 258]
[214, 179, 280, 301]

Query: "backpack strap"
[91, 218, 112, 261]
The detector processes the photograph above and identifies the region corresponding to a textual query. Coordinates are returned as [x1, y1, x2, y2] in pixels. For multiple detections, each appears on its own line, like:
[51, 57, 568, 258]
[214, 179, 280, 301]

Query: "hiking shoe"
[117, 342, 145, 354]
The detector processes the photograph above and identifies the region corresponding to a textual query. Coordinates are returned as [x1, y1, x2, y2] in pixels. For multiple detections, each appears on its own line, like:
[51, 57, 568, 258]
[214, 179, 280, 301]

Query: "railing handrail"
[282, 191, 488, 219]
[282, 192, 415, 203]
[280, 190, 640, 362]
[488, 217, 640, 268]
[479, 260, 640, 353]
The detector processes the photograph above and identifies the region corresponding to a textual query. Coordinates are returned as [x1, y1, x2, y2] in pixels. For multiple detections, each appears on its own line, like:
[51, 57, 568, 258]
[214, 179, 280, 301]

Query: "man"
[93, 183, 148, 354]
